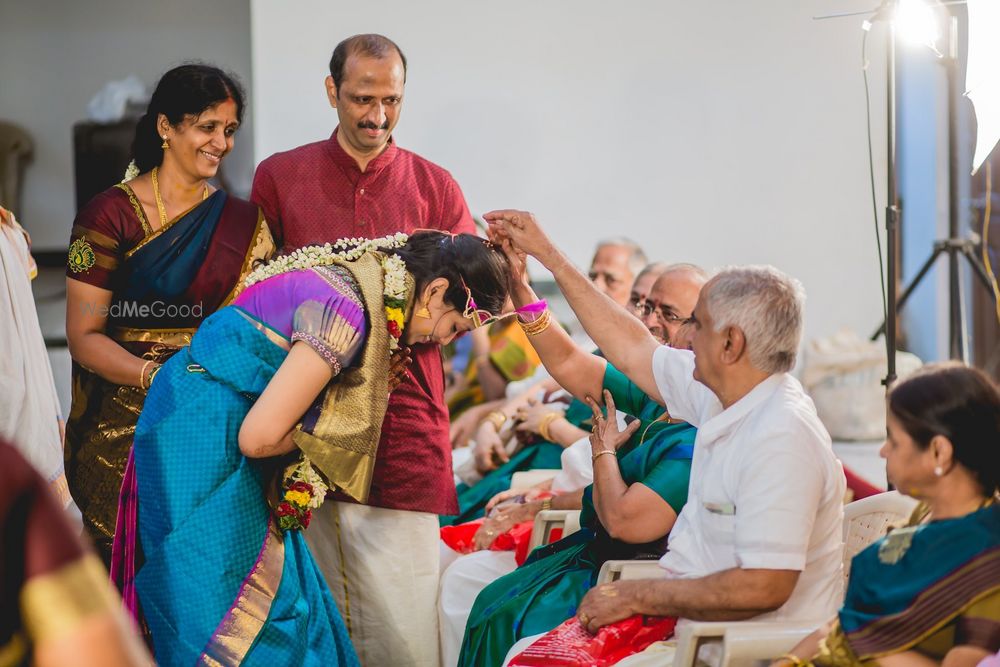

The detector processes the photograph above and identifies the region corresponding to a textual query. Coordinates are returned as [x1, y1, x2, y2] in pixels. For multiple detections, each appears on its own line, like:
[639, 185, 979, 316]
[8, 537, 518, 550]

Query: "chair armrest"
[673, 621, 731, 667]
[510, 469, 559, 488]
[721, 623, 818, 665]
[528, 509, 582, 551]
[596, 559, 665, 584]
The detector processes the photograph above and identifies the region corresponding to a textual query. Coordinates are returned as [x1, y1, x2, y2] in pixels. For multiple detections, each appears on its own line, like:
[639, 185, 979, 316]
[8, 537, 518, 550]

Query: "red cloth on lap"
[509, 615, 677, 666]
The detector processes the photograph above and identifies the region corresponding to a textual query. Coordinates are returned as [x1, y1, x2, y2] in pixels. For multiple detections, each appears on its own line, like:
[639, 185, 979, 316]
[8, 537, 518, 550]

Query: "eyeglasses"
[630, 298, 691, 325]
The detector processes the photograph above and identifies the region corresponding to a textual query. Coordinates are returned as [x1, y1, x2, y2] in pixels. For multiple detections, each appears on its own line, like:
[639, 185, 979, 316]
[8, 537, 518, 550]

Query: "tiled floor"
[34, 267, 886, 489]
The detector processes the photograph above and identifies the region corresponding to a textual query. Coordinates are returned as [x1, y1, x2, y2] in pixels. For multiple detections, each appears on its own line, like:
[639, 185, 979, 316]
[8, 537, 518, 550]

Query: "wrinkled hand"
[514, 399, 565, 437]
[388, 347, 412, 392]
[485, 485, 546, 513]
[585, 389, 639, 456]
[473, 422, 510, 473]
[494, 234, 530, 290]
[577, 581, 639, 634]
[483, 210, 557, 265]
[472, 501, 536, 551]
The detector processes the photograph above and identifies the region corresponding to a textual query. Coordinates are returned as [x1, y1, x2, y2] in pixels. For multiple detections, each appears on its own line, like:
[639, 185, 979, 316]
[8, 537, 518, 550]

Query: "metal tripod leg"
[871, 244, 945, 341]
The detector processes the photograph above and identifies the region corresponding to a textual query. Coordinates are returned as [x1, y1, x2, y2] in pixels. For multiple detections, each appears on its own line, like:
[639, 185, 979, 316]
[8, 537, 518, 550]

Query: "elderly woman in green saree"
[65, 64, 274, 564]
[125, 232, 511, 665]
[445, 254, 705, 667]
[774, 363, 1000, 667]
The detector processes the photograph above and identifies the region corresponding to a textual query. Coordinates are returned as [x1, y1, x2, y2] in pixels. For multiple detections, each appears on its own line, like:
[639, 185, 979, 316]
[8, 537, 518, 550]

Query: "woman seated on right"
[776, 362, 1000, 667]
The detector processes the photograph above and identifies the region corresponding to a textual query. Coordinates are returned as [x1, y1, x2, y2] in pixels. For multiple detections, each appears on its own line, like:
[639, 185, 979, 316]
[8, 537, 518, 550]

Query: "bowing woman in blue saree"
[65, 64, 273, 565]
[777, 363, 1000, 667]
[129, 232, 512, 665]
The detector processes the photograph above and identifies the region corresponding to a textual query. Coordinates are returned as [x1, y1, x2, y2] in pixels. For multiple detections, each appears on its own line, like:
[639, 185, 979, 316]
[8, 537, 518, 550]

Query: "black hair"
[328, 34, 407, 91]
[132, 63, 246, 172]
[888, 361, 1000, 495]
[388, 231, 510, 319]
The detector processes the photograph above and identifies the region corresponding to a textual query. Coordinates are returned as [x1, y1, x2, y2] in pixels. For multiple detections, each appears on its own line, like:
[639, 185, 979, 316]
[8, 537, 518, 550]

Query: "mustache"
[357, 120, 390, 131]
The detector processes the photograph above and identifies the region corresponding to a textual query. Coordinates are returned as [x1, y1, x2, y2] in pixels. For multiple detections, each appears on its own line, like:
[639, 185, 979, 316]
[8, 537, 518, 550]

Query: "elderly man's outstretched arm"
[485, 209, 664, 405]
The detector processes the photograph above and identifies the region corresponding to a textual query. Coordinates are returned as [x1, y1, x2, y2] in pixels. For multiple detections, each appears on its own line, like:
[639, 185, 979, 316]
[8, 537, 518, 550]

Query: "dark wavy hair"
[132, 63, 245, 172]
[387, 231, 510, 319]
[888, 362, 1000, 495]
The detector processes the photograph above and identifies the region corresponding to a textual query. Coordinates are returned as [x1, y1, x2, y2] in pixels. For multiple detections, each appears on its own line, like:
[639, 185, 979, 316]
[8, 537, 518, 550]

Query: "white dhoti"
[438, 548, 518, 667]
[304, 500, 441, 667]
[0, 209, 78, 520]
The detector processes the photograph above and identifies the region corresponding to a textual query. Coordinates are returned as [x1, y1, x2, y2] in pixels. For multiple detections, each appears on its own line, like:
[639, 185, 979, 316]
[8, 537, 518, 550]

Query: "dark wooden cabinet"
[72, 119, 137, 212]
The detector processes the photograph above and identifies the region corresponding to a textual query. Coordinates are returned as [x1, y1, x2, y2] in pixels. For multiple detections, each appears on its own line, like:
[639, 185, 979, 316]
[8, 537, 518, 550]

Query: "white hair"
[595, 237, 647, 277]
[703, 265, 805, 374]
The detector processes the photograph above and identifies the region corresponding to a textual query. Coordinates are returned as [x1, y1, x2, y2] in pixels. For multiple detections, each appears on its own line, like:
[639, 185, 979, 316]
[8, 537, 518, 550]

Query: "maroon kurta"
[251, 129, 474, 514]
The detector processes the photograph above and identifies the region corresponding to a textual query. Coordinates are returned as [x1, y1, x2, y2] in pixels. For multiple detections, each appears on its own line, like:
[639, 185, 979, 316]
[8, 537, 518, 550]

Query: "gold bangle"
[517, 309, 552, 336]
[481, 410, 507, 431]
[148, 363, 162, 387]
[139, 359, 156, 389]
[540, 497, 552, 512]
[592, 449, 617, 463]
[538, 411, 562, 442]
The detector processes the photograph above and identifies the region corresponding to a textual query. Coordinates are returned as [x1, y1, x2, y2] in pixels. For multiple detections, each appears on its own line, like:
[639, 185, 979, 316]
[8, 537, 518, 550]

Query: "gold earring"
[161, 136, 170, 150]
[415, 301, 431, 319]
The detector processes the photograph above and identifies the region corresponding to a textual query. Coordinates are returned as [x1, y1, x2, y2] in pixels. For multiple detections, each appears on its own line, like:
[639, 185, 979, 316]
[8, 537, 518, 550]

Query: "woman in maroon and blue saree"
[64, 64, 273, 565]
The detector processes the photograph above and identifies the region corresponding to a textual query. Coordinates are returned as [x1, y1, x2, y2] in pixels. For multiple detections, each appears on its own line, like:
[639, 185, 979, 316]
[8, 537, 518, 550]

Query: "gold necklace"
[151, 166, 209, 229]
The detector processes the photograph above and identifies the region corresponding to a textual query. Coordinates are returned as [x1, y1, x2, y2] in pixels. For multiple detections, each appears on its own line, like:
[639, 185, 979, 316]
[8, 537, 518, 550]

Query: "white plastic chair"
[527, 509, 582, 551]
[595, 491, 919, 666]
[510, 469, 560, 489]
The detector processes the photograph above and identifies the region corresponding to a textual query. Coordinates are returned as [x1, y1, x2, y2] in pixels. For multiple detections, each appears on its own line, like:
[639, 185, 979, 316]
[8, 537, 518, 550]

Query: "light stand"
[870, 6, 998, 367]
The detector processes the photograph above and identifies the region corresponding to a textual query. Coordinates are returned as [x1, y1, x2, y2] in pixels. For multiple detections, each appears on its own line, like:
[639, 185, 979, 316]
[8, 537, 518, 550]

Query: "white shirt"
[651, 346, 845, 623]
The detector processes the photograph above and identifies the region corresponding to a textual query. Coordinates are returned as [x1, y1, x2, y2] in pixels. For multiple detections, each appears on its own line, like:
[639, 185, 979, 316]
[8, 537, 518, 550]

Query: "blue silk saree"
[132, 307, 357, 666]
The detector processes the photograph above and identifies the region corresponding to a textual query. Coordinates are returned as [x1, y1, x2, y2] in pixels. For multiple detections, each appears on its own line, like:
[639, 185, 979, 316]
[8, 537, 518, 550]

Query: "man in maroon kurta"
[250, 33, 472, 666]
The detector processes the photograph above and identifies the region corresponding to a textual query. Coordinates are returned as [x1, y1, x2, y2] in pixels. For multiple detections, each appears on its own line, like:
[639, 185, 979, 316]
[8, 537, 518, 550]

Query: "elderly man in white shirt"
[485, 210, 845, 665]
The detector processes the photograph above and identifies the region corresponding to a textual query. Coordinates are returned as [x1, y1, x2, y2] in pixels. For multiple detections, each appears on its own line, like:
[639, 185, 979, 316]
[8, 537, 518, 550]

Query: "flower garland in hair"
[121, 160, 140, 183]
[248, 233, 411, 530]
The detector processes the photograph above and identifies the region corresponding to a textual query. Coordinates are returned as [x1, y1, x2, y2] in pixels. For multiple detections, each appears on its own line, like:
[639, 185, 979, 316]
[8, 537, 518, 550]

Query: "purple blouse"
[233, 265, 367, 374]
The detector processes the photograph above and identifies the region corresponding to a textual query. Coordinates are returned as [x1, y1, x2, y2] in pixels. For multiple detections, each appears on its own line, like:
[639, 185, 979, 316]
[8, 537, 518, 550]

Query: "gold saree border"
[849, 547, 1000, 660]
[222, 213, 276, 305]
[114, 183, 152, 236]
[20, 553, 119, 644]
[0, 633, 27, 667]
[292, 252, 415, 503]
[199, 518, 284, 666]
[125, 196, 208, 259]
[110, 326, 195, 347]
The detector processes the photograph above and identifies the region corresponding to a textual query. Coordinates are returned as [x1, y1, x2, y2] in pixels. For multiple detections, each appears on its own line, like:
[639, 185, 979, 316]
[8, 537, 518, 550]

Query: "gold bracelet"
[148, 363, 162, 387]
[592, 449, 617, 463]
[481, 410, 507, 431]
[537, 411, 562, 442]
[540, 497, 552, 512]
[139, 359, 156, 389]
[517, 309, 552, 336]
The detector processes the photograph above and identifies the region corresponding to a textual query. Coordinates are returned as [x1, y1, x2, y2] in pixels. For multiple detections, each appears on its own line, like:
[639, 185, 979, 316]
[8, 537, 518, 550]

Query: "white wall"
[0, 0, 254, 250]
[251, 0, 892, 344]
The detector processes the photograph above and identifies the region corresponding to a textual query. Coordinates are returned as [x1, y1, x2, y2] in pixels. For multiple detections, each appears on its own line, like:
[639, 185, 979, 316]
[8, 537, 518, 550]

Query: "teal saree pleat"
[133, 307, 357, 667]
